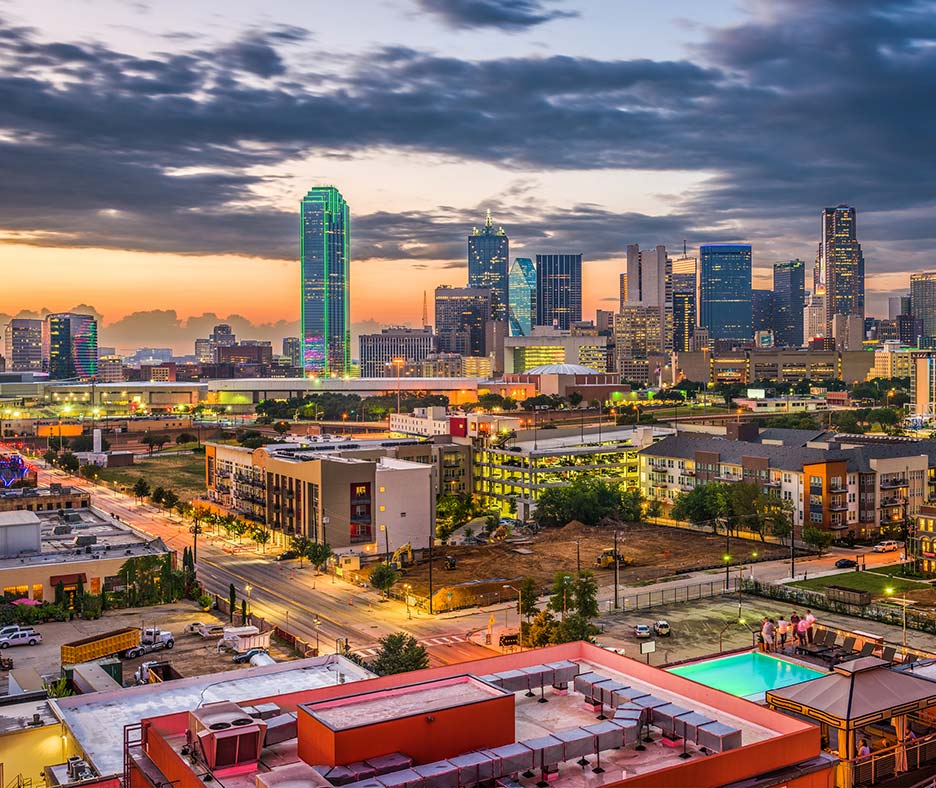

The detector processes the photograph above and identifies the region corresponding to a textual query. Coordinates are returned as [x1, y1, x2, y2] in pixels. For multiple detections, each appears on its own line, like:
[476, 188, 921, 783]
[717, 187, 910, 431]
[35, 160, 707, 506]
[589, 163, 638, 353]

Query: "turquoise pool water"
[667, 652, 825, 700]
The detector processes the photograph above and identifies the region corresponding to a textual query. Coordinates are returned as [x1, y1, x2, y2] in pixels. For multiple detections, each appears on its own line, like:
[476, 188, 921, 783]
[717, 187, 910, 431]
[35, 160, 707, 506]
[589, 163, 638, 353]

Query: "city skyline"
[0, 0, 931, 349]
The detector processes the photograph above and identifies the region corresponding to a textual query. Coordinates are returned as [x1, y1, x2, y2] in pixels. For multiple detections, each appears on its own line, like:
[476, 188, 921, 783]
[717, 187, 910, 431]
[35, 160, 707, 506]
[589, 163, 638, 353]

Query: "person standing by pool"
[778, 616, 789, 652]
[764, 618, 776, 652]
[804, 609, 816, 643]
[790, 611, 801, 645]
[796, 615, 809, 646]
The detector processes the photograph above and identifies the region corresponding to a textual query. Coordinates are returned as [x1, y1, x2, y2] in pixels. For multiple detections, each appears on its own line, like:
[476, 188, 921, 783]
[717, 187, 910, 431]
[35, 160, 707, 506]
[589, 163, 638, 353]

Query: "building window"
[809, 512, 823, 523]
[3, 585, 27, 598]
[379, 505, 386, 512]
[31, 584, 42, 602]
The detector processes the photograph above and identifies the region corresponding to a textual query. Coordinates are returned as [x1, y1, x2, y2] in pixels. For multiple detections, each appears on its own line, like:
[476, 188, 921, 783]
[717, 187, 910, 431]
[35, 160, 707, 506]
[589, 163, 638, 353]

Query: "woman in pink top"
[796, 617, 809, 645]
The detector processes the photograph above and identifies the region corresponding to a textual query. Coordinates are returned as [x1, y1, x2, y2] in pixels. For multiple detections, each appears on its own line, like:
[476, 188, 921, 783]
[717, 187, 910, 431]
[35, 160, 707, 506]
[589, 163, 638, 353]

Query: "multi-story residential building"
[911, 351, 936, 417]
[699, 244, 752, 342]
[475, 425, 661, 518]
[613, 307, 662, 376]
[639, 426, 936, 539]
[536, 254, 582, 330]
[300, 186, 351, 376]
[911, 503, 936, 575]
[205, 439, 436, 553]
[282, 336, 302, 368]
[772, 260, 805, 347]
[673, 348, 874, 387]
[507, 257, 536, 337]
[194, 337, 214, 363]
[42, 313, 97, 380]
[358, 327, 436, 378]
[621, 244, 672, 354]
[910, 272, 936, 343]
[468, 211, 509, 321]
[871, 341, 914, 380]
[504, 327, 609, 373]
[462, 355, 493, 378]
[434, 286, 492, 357]
[803, 292, 826, 343]
[3, 318, 42, 371]
[817, 205, 864, 336]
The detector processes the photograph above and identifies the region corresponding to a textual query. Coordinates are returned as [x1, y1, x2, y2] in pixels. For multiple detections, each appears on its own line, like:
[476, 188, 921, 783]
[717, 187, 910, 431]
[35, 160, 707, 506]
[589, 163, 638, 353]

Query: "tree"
[802, 526, 834, 556]
[162, 490, 180, 512]
[672, 483, 728, 532]
[556, 613, 598, 643]
[250, 524, 272, 552]
[290, 534, 313, 568]
[370, 563, 399, 597]
[532, 477, 641, 528]
[141, 434, 157, 455]
[152, 434, 170, 452]
[54, 581, 65, 607]
[547, 573, 575, 617]
[369, 633, 429, 675]
[570, 572, 599, 620]
[526, 610, 558, 647]
[307, 542, 333, 572]
[228, 583, 236, 623]
[57, 452, 79, 473]
[176, 433, 196, 444]
[133, 477, 151, 501]
[568, 391, 584, 407]
[43, 449, 57, 465]
[151, 486, 166, 505]
[518, 576, 539, 619]
[71, 434, 110, 452]
[273, 421, 291, 435]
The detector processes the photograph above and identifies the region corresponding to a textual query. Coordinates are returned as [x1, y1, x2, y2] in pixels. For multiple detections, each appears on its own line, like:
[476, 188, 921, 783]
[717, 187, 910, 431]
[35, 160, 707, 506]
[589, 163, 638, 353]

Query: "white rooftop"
[53, 655, 375, 778]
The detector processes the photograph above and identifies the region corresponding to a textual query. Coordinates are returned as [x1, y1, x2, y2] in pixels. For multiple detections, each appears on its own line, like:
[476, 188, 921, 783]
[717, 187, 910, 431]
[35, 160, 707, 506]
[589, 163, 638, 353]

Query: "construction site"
[374, 521, 790, 607]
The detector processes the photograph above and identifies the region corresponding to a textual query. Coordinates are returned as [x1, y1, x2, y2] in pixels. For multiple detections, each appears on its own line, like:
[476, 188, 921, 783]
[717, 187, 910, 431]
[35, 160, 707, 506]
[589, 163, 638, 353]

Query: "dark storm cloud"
[414, 0, 577, 31]
[0, 1, 932, 273]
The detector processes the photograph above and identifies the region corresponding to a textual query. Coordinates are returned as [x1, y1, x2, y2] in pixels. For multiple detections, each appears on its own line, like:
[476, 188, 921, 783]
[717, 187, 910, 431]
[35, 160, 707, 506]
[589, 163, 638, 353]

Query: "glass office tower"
[468, 211, 509, 321]
[507, 257, 536, 336]
[699, 244, 752, 341]
[773, 260, 806, 347]
[301, 187, 350, 376]
[536, 254, 582, 330]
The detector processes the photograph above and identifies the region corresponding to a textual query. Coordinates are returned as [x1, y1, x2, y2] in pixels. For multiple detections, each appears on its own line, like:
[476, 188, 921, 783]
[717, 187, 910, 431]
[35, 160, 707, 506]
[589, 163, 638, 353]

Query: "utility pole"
[613, 529, 620, 610]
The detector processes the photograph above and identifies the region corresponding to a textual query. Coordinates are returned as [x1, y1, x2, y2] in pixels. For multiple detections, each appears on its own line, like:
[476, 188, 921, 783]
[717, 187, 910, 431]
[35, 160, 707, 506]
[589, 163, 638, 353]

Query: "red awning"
[49, 573, 87, 587]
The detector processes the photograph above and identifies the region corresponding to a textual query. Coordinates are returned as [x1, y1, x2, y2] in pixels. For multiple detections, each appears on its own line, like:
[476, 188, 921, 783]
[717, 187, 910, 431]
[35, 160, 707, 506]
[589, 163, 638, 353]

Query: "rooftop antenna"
[422, 291, 428, 328]
[683, 239, 687, 257]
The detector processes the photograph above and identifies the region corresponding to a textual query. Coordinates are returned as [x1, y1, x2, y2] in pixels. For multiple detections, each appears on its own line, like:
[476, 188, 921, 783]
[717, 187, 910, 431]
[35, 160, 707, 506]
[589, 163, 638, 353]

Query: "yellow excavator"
[389, 543, 414, 571]
[595, 548, 629, 569]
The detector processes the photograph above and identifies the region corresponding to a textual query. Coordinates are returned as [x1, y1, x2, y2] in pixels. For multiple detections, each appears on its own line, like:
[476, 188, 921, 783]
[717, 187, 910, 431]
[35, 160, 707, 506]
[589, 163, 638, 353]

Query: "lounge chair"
[796, 629, 834, 656]
[825, 636, 858, 663]
[854, 642, 875, 659]
[881, 646, 896, 663]
[905, 653, 918, 665]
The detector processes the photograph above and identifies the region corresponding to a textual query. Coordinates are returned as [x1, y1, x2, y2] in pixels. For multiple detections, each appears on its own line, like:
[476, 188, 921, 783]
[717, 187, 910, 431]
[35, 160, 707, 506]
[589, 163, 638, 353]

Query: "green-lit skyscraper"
[301, 187, 350, 376]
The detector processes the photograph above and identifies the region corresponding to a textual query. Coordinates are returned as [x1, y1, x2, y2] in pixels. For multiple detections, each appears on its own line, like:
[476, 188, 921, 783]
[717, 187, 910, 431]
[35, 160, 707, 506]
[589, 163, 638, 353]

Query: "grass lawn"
[788, 569, 928, 597]
[95, 452, 206, 502]
[865, 563, 930, 580]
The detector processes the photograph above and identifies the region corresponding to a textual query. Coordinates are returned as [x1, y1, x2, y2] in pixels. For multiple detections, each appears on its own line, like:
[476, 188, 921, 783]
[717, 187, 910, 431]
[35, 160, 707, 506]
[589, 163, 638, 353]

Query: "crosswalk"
[352, 634, 466, 658]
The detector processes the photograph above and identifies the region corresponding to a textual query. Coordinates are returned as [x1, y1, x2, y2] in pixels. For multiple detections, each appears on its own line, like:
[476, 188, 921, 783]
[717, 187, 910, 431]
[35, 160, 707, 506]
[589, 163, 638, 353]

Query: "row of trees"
[256, 392, 449, 421]
[532, 477, 649, 528]
[523, 572, 600, 646]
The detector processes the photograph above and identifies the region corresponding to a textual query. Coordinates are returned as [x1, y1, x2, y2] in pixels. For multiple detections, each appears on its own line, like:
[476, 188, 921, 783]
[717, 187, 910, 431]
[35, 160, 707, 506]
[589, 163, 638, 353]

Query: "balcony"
[829, 502, 848, 512]
[880, 497, 907, 508]
[828, 483, 846, 493]
[880, 477, 908, 490]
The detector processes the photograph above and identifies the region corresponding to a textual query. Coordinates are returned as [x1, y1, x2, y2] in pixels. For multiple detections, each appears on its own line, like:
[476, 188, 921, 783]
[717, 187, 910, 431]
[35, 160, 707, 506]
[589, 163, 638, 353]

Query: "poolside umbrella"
[11, 598, 39, 605]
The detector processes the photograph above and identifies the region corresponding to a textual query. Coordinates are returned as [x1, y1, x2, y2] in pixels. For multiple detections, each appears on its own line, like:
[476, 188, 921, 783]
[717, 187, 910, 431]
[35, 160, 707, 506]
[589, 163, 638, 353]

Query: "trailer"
[61, 627, 141, 665]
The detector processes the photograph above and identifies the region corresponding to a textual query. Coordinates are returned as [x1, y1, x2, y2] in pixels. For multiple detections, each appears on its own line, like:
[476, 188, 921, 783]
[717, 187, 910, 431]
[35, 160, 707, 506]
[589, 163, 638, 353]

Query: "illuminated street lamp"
[245, 583, 252, 615]
[885, 587, 909, 647]
[403, 583, 412, 619]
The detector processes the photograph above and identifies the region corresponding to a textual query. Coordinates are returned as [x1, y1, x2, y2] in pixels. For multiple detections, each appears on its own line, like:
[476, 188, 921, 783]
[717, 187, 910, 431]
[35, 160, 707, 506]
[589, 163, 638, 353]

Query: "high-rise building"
[672, 291, 695, 352]
[301, 186, 350, 376]
[43, 313, 97, 380]
[772, 260, 805, 347]
[468, 211, 509, 321]
[699, 244, 752, 341]
[910, 272, 936, 342]
[3, 318, 42, 371]
[888, 295, 911, 321]
[752, 290, 774, 335]
[97, 355, 124, 383]
[282, 337, 302, 368]
[818, 205, 864, 336]
[211, 324, 236, 347]
[803, 293, 826, 343]
[536, 254, 582, 330]
[359, 327, 436, 377]
[194, 338, 214, 364]
[434, 286, 492, 357]
[507, 257, 536, 337]
[618, 273, 628, 310]
[897, 314, 923, 346]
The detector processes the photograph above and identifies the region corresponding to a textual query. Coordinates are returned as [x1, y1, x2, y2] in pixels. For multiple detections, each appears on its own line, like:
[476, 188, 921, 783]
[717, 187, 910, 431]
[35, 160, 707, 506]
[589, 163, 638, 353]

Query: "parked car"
[233, 647, 269, 664]
[835, 558, 859, 569]
[274, 550, 299, 561]
[652, 620, 671, 637]
[185, 622, 225, 638]
[633, 624, 652, 639]
[0, 630, 41, 648]
[873, 541, 900, 553]
[0, 625, 29, 639]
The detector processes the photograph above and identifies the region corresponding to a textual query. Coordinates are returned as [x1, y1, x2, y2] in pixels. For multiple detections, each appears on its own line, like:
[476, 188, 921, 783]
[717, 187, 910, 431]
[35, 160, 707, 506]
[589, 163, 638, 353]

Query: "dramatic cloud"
[414, 0, 577, 30]
[0, 0, 932, 279]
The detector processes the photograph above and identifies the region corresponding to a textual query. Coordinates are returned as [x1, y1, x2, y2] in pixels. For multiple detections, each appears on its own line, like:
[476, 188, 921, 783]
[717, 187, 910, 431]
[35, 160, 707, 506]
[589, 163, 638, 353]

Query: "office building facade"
[752, 290, 774, 335]
[3, 318, 42, 371]
[42, 313, 97, 380]
[672, 291, 695, 352]
[818, 205, 864, 335]
[507, 257, 536, 337]
[622, 244, 672, 354]
[300, 186, 351, 376]
[359, 327, 436, 378]
[911, 272, 936, 342]
[699, 243, 753, 341]
[536, 254, 582, 330]
[772, 260, 805, 347]
[282, 337, 302, 368]
[468, 211, 509, 321]
[434, 286, 492, 357]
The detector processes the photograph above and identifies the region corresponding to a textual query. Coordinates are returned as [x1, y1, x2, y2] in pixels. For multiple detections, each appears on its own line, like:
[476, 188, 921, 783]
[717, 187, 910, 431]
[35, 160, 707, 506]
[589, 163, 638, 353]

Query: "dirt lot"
[0, 601, 296, 691]
[400, 521, 789, 597]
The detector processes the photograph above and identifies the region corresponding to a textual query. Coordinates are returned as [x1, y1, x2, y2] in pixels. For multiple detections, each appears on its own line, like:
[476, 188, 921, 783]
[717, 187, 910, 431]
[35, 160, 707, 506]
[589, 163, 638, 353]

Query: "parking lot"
[0, 602, 297, 691]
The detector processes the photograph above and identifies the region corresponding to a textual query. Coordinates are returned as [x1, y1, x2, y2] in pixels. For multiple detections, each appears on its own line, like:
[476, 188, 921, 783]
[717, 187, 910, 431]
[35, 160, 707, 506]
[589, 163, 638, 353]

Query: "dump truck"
[61, 627, 141, 665]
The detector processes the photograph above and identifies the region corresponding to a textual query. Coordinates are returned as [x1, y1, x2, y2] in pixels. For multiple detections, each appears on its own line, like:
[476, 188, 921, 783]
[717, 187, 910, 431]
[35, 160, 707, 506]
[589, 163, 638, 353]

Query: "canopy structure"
[767, 657, 936, 787]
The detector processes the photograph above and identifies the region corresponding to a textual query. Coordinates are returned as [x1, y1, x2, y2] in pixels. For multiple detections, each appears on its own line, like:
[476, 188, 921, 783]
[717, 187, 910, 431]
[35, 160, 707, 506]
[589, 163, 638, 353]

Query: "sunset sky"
[0, 0, 932, 352]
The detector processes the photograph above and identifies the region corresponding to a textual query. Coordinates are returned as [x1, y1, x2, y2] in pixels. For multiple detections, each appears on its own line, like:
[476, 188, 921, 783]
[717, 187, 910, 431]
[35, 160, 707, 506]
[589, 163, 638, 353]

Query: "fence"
[620, 578, 739, 611]
[740, 578, 936, 636]
[844, 731, 936, 785]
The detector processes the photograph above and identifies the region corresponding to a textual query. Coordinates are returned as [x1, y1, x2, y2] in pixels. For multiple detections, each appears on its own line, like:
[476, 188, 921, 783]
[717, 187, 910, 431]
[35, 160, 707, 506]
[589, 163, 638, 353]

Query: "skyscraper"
[910, 272, 936, 342]
[434, 286, 492, 357]
[752, 290, 774, 334]
[536, 254, 582, 330]
[359, 327, 436, 377]
[301, 186, 350, 376]
[468, 211, 509, 321]
[699, 244, 752, 342]
[507, 257, 536, 337]
[43, 313, 97, 380]
[772, 260, 805, 347]
[818, 205, 864, 336]
[672, 292, 695, 352]
[619, 244, 672, 356]
[3, 319, 42, 371]
[282, 337, 302, 368]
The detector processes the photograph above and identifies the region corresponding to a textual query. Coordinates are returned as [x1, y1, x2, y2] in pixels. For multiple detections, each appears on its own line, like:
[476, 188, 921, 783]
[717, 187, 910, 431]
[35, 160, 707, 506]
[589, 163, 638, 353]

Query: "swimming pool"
[667, 652, 825, 701]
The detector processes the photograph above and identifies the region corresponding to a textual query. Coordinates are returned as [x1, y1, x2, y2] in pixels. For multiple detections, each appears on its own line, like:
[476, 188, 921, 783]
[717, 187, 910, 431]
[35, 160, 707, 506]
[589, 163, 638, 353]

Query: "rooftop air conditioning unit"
[189, 701, 267, 774]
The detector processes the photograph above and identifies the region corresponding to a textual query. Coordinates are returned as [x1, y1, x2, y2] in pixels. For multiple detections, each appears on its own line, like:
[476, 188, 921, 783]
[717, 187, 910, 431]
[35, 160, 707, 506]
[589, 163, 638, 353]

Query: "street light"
[313, 617, 321, 655]
[503, 584, 523, 649]
[245, 584, 252, 616]
[885, 587, 909, 648]
[403, 583, 412, 619]
[723, 553, 731, 591]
